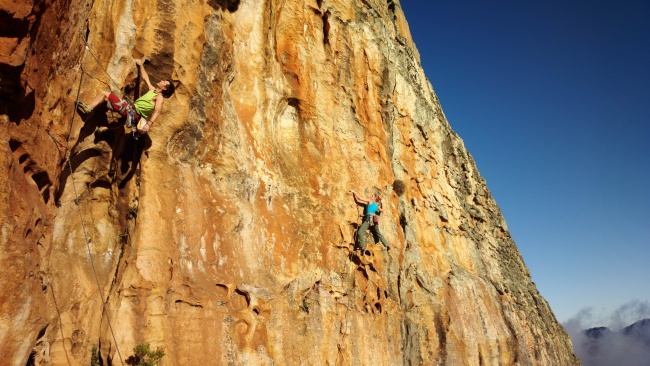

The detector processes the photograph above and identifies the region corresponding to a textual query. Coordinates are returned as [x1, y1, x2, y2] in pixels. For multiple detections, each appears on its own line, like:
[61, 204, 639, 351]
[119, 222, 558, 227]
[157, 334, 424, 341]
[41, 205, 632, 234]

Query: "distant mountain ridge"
[578, 318, 650, 366]
[584, 318, 650, 341]
[622, 318, 650, 346]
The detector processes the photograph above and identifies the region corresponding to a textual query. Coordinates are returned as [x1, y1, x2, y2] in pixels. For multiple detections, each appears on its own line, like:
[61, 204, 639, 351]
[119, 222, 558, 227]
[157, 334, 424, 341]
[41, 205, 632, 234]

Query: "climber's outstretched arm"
[134, 59, 155, 90]
[349, 190, 370, 205]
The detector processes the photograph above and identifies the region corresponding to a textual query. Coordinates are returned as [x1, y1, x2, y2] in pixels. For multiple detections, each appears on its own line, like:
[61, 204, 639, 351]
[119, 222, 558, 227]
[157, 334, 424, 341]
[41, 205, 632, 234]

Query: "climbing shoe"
[76, 101, 92, 114]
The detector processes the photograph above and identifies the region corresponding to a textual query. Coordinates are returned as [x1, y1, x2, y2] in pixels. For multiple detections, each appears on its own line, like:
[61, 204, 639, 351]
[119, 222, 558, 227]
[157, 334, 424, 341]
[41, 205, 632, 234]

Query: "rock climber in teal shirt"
[350, 189, 390, 253]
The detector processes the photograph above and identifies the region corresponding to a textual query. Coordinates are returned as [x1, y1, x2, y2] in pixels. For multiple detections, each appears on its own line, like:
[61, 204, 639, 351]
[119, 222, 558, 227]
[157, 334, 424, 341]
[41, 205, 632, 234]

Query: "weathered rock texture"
[1, 0, 580, 365]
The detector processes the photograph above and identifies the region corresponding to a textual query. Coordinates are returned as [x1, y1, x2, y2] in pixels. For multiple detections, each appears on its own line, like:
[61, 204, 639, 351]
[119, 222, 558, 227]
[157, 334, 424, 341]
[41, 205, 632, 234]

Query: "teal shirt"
[365, 202, 379, 216]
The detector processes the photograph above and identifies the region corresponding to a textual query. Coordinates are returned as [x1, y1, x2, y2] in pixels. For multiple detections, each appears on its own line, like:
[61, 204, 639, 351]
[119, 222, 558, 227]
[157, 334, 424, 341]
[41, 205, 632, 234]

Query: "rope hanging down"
[63, 30, 127, 366]
[78, 29, 122, 93]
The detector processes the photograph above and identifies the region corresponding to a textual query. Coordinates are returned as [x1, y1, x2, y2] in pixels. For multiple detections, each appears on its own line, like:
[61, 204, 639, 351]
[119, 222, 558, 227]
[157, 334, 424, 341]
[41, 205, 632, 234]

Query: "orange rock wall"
[1, 0, 580, 365]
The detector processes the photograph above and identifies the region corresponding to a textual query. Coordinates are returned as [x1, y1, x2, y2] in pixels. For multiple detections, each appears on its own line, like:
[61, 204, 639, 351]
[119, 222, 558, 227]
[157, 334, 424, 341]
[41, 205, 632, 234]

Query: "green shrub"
[393, 180, 406, 196]
[125, 343, 164, 366]
[90, 346, 100, 366]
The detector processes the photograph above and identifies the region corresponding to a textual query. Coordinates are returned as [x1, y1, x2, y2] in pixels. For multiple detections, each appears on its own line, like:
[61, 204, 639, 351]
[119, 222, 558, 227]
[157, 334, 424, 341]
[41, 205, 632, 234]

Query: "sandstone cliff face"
[1, 0, 580, 365]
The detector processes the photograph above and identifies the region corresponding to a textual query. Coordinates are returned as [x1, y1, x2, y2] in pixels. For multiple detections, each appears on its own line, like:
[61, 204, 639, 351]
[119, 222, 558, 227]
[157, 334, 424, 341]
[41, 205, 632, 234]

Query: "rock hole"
[374, 302, 382, 314]
[32, 171, 52, 203]
[18, 153, 29, 164]
[357, 266, 369, 280]
[387, 0, 395, 12]
[25, 351, 37, 366]
[89, 180, 111, 190]
[399, 213, 407, 234]
[19, 157, 31, 172]
[9, 139, 21, 152]
[12, 154, 53, 203]
[174, 299, 204, 308]
[316, 0, 323, 8]
[287, 97, 300, 110]
[233, 289, 251, 310]
[322, 11, 330, 46]
[415, 276, 426, 291]
[2, 16, 30, 39]
[36, 325, 48, 340]
[387, 0, 396, 19]
[227, 0, 240, 12]
[207, 0, 240, 12]
[253, 307, 259, 315]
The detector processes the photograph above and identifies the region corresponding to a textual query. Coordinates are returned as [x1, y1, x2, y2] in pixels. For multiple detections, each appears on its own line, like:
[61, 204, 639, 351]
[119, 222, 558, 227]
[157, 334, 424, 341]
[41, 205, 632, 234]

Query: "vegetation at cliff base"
[125, 343, 165, 366]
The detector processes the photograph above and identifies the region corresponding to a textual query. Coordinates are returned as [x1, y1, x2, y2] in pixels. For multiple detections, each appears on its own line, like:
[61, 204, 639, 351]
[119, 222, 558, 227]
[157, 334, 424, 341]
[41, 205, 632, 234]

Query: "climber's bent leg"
[105, 93, 129, 115]
[371, 225, 390, 250]
[85, 90, 111, 110]
[356, 220, 369, 250]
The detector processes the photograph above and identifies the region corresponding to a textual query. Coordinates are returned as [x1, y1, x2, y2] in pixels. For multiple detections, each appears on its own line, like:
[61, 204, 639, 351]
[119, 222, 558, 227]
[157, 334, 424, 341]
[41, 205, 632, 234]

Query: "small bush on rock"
[90, 346, 100, 366]
[125, 343, 164, 366]
[393, 180, 406, 196]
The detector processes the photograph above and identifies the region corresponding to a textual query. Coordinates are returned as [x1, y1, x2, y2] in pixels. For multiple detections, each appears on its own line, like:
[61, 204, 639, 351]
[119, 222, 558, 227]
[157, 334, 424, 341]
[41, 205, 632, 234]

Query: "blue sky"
[400, 1, 650, 325]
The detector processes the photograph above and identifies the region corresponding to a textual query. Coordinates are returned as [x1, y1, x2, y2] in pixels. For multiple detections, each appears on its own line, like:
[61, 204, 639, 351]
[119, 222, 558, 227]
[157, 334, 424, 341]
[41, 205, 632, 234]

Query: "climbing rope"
[81, 70, 115, 92]
[62, 30, 127, 366]
[78, 30, 122, 92]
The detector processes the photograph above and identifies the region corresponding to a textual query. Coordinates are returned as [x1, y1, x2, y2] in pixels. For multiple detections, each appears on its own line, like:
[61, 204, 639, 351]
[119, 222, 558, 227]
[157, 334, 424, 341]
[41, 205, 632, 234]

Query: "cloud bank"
[563, 300, 650, 366]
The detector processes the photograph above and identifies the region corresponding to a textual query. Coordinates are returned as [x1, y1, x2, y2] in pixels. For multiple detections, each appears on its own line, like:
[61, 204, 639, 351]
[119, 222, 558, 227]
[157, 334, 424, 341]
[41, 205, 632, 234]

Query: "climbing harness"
[121, 97, 145, 140]
[363, 212, 378, 226]
[62, 29, 127, 366]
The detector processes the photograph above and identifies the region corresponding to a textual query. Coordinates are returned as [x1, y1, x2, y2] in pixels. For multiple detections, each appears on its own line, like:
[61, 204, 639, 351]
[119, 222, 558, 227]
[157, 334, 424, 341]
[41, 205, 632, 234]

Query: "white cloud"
[564, 300, 650, 366]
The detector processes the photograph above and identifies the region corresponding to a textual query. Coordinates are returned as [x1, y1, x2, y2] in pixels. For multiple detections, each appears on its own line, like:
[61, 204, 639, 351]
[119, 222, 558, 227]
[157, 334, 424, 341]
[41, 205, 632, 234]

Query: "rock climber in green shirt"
[77, 58, 175, 134]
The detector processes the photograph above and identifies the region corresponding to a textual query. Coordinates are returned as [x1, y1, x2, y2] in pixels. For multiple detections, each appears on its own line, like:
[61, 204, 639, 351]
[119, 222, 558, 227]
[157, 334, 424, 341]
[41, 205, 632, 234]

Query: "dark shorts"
[107, 93, 129, 116]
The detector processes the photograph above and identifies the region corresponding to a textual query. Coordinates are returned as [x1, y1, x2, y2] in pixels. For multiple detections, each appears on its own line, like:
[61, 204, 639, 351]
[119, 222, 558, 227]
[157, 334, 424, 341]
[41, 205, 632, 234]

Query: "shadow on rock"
[55, 108, 152, 204]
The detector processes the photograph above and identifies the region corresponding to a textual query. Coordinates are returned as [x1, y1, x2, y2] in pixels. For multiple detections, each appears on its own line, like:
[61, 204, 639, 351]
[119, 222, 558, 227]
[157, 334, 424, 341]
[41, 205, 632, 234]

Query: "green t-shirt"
[133, 90, 158, 118]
